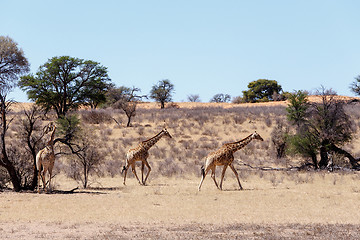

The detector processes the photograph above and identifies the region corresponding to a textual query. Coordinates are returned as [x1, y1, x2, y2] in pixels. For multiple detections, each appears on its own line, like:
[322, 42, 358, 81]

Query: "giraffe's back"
[126, 147, 148, 162]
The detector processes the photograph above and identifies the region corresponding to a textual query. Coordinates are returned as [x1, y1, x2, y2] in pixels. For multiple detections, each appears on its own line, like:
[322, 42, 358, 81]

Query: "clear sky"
[3, 0, 360, 102]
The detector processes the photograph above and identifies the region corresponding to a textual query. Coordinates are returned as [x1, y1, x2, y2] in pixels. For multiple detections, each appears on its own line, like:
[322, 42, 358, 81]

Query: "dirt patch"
[1, 222, 360, 239]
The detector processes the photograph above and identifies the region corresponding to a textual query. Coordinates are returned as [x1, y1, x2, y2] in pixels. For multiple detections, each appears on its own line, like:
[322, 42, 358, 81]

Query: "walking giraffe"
[122, 128, 172, 185]
[36, 122, 56, 193]
[198, 131, 263, 191]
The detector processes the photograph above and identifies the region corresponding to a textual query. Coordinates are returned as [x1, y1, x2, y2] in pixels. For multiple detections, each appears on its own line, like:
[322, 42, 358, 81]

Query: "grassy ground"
[1, 173, 360, 239]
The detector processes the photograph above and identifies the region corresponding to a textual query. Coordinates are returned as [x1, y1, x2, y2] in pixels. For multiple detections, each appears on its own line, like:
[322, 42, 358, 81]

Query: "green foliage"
[210, 93, 231, 103]
[287, 130, 320, 159]
[0, 36, 30, 91]
[286, 87, 354, 169]
[56, 114, 81, 143]
[150, 79, 175, 109]
[19, 56, 112, 117]
[286, 90, 309, 126]
[242, 79, 282, 103]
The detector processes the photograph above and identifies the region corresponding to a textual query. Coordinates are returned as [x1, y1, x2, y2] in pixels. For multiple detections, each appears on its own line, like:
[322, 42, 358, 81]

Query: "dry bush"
[81, 109, 113, 124]
[151, 146, 167, 159]
[233, 115, 246, 125]
[157, 158, 183, 177]
[265, 118, 272, 127]
[104, 159, 123, 178]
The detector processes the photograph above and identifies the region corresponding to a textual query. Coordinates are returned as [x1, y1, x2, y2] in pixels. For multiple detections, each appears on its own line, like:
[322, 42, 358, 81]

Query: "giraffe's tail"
[121, 166, 127, 174]
[200, 165, 205, 178]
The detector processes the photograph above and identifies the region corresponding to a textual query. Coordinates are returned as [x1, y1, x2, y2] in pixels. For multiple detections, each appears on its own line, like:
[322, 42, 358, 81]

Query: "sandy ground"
[1, 173, 360, 239]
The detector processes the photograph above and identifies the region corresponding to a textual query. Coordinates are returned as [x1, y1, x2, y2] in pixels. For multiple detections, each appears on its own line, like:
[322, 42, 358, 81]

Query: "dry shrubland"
[3, 100, 360, 189]
[2, 101, 360, 239]
[77, 101, 360, 186]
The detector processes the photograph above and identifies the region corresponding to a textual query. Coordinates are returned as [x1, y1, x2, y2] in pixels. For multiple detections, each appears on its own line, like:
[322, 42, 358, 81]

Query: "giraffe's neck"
[47, 127, 56, 147]
[227, 134, 254, 153]
[141, 130, 166, 150]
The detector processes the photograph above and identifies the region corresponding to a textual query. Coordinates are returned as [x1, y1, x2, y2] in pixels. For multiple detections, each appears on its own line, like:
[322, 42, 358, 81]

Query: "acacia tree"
[210, 93, 231, 103]
[243, 79, 282, 103]
[150, 79, 174, 109]
[287, 88, 359, 169]
[107, 86, 146, 127]
[286, 90, 309, 128]
[0, 36, 30, 191]
[19, 56, 112, 118]
[0, 36, 30, 90]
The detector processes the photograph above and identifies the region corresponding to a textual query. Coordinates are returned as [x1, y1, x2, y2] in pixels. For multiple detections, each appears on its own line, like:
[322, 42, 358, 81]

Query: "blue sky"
[3, 0, 360, 102]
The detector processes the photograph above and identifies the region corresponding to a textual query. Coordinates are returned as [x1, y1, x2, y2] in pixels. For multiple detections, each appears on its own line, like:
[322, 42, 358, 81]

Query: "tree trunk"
[311, 154, 318, 170]
[2, 161, 22, 192]
[276, 143, 286, 159]
[160, 101, 165, 109]
[126, 116, 131, 127]
[28, 141, 38, 190]
[319, 145, 329, 169]
[330, 144, 360, 169]
[1, 138, 22, 192]
[1, 100, 22, 192]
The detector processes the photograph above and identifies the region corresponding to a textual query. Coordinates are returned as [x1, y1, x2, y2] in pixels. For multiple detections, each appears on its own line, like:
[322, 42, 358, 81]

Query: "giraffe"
[198, 131, 263, 191]
[36, 122, 56, 193]
[122, 128, 172, 185]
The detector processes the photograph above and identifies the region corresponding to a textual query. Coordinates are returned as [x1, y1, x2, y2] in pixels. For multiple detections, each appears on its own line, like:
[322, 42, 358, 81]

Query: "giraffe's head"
[251, 131, 263, 141]
[162, 128, 172, 138]
[44, 122, 56, 134]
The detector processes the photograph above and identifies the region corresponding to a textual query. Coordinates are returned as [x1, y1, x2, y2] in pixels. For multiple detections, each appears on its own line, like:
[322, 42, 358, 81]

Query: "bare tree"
[18, 105, 47, 190]
[65, 126, 105, 188]
[187, 94, 201, 102]
[271, 120, 289, 159]
[210, 93, 231, 103]
[0, 36, 29, 191]
[0, 93, 21, 191]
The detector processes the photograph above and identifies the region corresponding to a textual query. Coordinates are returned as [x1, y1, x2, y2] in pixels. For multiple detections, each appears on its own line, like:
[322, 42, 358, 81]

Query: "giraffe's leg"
[122, 161, 130, 185]
[131, 164, 141, 185]
[141, 161, 145, 185]
[41, 169, 46, 191]
[37, 170, 41, 193]
[48, 167, 53, 192]
[230, 164, 243, 190]
[210, 167, 219, 189]
[123, 166, 128, 185]
[198, 165, 213, 191]
[143, 160, 151, 185]
[219, 165, 229, 190]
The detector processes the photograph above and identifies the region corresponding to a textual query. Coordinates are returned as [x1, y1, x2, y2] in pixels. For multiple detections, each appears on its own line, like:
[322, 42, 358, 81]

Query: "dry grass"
[3, 100, 360, 238]
[1, 173, 360, 239]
